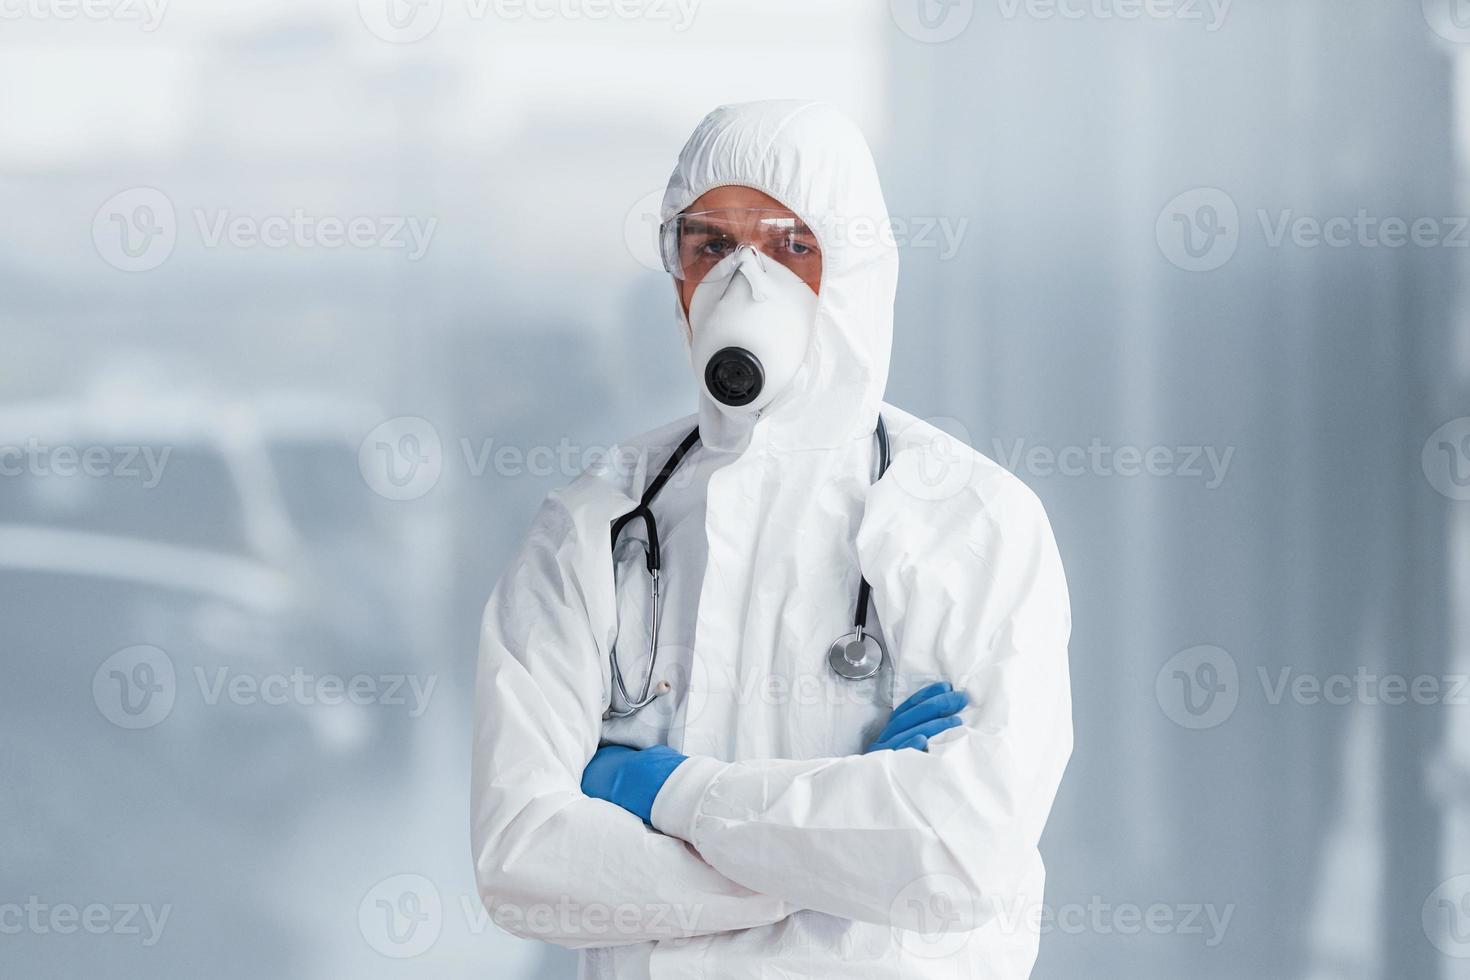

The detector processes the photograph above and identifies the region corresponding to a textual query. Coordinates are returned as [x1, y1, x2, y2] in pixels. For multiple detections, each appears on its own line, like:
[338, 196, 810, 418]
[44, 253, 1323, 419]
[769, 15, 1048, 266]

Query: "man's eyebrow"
[679, 218, 733, 237]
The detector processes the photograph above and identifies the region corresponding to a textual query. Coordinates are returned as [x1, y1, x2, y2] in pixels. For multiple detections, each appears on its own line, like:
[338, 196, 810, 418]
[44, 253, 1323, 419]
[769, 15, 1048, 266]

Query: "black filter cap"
[704, 347, 765, 407]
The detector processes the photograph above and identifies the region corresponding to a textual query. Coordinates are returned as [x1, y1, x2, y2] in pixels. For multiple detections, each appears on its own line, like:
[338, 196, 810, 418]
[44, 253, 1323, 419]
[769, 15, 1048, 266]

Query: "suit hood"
[662, 100, 898, 453]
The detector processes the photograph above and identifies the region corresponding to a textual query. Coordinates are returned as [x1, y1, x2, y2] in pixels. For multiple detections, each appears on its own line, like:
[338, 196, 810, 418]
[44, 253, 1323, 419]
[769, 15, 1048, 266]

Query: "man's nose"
[728, 245, 770, 302]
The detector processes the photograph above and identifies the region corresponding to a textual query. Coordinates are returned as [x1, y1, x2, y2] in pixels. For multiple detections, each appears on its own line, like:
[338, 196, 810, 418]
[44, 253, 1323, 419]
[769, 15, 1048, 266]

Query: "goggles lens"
[660, 208, 822, 288]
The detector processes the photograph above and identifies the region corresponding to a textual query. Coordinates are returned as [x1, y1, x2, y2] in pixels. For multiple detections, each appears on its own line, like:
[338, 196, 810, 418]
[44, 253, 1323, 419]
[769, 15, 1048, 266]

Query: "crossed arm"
[471, 472, 1072, 947]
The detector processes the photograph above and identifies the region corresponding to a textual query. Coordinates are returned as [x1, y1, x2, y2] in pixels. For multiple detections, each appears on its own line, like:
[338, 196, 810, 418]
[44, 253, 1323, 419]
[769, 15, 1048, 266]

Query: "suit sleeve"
[471, 487, 796, 949]
[648, 464, 1073, 932]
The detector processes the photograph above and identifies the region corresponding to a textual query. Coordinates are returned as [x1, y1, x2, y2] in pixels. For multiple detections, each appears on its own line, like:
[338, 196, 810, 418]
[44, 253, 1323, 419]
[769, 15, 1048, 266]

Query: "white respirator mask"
[686, 245, 818, 415]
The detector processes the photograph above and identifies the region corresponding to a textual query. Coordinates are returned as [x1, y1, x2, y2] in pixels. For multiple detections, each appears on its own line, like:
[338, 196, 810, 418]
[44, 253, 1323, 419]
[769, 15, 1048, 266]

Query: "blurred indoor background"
[2, 1, 1468, 977]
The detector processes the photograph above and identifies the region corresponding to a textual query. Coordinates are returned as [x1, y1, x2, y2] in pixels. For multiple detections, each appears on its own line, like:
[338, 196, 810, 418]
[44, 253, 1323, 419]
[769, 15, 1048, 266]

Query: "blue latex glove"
[865, 681, 969, 753]
[580, 744, 689, 824]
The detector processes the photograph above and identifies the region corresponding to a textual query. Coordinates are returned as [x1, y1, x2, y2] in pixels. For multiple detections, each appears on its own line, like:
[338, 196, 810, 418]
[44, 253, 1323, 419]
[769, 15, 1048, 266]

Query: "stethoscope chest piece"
[827, 629, 885, 681]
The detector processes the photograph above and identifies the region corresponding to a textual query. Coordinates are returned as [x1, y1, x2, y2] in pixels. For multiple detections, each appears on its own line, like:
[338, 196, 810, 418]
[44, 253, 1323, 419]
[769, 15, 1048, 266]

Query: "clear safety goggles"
[659, 208, 823, 289]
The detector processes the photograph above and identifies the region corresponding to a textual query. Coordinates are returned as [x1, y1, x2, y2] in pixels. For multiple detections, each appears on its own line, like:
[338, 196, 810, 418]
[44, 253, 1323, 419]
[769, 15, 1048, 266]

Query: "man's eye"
[784, 237, 816, 256]
[697, 238, 734, 257]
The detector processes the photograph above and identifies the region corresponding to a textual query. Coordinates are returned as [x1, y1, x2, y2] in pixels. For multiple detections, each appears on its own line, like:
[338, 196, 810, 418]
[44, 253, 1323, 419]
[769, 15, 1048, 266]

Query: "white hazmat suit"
[472, 100, 1073, 979]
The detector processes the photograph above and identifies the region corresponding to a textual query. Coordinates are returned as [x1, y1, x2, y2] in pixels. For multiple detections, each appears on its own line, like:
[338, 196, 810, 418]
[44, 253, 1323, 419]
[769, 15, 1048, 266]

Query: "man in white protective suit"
[472, 99, 1073, 979]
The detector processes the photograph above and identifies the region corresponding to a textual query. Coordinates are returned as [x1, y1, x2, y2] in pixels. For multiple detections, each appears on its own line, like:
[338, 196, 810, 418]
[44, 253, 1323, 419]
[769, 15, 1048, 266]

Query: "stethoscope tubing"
[605, 416, 890, 719]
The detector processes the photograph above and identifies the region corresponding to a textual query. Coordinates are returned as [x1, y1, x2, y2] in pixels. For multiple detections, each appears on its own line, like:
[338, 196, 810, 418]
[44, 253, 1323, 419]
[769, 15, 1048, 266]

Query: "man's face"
[672, 185, 822, 322]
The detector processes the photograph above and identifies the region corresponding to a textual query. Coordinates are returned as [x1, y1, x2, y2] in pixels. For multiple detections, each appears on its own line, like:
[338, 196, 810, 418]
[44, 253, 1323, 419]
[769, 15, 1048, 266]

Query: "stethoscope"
[604, 416, 891, 720]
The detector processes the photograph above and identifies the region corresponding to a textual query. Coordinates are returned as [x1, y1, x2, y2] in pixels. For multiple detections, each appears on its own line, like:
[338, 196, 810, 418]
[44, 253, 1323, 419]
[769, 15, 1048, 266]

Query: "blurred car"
[0, 382, 419, 817]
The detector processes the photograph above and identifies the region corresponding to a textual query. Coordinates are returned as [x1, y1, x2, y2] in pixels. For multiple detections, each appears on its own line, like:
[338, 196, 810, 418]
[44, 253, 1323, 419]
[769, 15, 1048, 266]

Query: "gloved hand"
[865, 681, 969, 753]
[581, 744, 689, 824]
